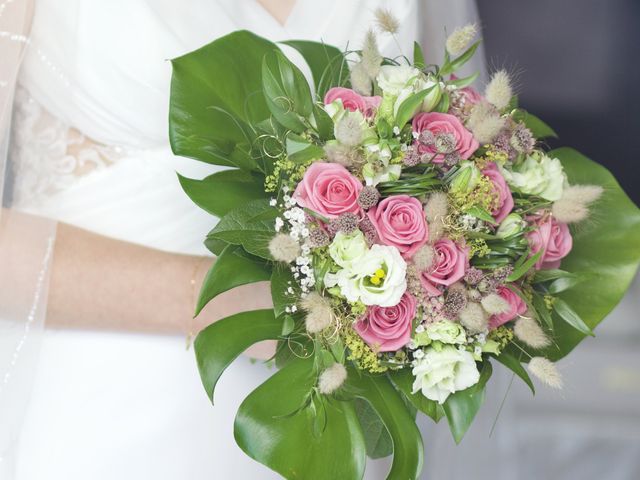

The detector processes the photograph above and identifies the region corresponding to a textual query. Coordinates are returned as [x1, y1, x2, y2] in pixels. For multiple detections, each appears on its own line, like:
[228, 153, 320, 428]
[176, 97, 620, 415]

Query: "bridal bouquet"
[169, 19, 640, 480]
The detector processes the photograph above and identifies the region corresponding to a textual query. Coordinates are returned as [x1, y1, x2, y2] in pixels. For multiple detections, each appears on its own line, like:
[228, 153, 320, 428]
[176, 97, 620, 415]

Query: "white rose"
[325, 244, 407, 307]
[328, 231, 369, 271]
[425, 320, 467, 345]
[376, 65, 422, 96]
[411, 346, 480, 404]
[500, 153, 567, 201]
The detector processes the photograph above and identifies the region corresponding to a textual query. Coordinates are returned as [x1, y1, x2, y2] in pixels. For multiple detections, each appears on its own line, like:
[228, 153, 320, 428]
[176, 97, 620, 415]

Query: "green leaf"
[194, 245, 271, 316]
[207, 199, 278, 260]
[513, 110, 557, 138]
[178, 170, 267, 218]
[169, 31, 278, 169]
[311, 103, 334, 140]
[348, 371, 424, 480]
[281, 40, 350, 99]
[443, 361, 492, 444]
[494, 351, 535, 394]
[204, 236, 228, 256]
[354, 398, 393, 459]
[532, 269, 575, 283]
[413, 41, 425, 69]
[553, 298, 593, 336]
[286, 133, 325, 163]
[465, 205, 497, 225]
[234, 358, 366, 480]
[390, 368, 445, 422]
[440, 41, 481, 76]
[194, 309, 282, 402]
[270, 265, 300, 318]
[544, 148, 640, 359]
[262, 50, 314, 133]
[506, 250, 543, 282]
[447, 72, 479, 88]
[433, 92, 450, 113]
[532, 291, 554, 330]
[395, 85, 437, 127]
[547, 275, 584, 294]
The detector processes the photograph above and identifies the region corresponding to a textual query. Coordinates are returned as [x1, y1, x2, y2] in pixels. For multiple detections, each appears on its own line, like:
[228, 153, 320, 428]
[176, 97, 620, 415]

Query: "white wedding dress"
[5, 1, 484, 479]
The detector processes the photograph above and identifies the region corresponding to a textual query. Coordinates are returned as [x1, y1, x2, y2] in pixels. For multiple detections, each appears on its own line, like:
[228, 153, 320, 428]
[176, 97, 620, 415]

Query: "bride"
[0, 1, 484, 478]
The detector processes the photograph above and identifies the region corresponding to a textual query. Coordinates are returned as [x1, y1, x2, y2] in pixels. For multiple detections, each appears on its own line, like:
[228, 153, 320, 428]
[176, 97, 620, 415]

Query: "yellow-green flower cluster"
[344, 328, 388, 373]
[265, 157, 311, 193]
[468, 238, 490, 258]
[449, 175, 498, 214]
[488, 325, 514, 350]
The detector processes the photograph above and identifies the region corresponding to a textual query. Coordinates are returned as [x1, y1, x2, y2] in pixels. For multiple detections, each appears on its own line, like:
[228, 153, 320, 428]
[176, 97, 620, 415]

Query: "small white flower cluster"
[271, 187, 316, 296]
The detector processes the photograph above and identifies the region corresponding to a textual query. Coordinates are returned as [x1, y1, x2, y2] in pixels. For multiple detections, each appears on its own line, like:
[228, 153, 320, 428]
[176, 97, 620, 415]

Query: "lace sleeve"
[8, 86, 123, 209]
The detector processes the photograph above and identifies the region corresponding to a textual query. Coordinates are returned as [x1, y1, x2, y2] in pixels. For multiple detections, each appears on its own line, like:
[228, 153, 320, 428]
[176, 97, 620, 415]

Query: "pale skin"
[6, 0, 301, 359]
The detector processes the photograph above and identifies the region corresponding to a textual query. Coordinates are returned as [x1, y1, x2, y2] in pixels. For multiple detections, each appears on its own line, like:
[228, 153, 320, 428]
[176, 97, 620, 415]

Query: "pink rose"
[488, 285, 527, 329]
[293, 162, 363, 219]
[354, 292, 417, 352]
[324, 87, 382, 118]
[367, 195, 429, 259]
[527, 216, 573, 269]
[412, 112, 479, 163]
[420, 239, 469, 296]
[482, 162, 514, 223]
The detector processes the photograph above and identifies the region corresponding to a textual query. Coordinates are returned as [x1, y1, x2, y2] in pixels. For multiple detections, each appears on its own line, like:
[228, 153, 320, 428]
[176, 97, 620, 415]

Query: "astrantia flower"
[412, 346, 480, 404]
[325, 244, 407, 307]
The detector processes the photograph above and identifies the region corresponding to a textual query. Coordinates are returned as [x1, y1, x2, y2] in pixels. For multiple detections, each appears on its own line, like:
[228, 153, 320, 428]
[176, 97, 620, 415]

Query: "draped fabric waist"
[17, 146, 219, 257]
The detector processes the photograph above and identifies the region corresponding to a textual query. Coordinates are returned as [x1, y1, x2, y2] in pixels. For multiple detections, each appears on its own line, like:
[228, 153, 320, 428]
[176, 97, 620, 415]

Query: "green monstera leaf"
[169, 31, 279, 170]
[545, 148, 640, 359]
[234, 358, 366, 480]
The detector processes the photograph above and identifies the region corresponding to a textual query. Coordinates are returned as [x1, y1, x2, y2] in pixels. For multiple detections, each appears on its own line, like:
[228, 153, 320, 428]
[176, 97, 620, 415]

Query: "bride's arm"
[2, 209, 275, 357]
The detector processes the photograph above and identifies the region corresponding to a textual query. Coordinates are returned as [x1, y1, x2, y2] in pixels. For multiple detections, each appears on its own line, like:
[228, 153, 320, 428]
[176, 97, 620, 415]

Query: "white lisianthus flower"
[376, 65, 422, 96]
[325, 244, 407, 307]
[328, 231, 369, 271]
[496, 213, 525, 238]
[412, 346, 481, 404]
[500, 153, 567, 201]
[426, 320, 467, 345]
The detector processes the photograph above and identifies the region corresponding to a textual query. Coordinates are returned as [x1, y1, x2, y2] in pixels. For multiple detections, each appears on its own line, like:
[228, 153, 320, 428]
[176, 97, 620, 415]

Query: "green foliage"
[395, 85, 438, 128]
[194, 309, 283, 403]
[281, 40, 350, 99]
[234, 358, 366, 480]
[270, 265, 300, 318]
[442, 361, 492, 444]
[543, 148, 640, 359]
[169, 31, 278, 170]
[207, 199, 278, 260]
[413, 41, 425, 69]
[178, 170, 267, 218]
[440, 41, 481, 76]
[286, 133, 325, 163]
[195, 245, 271, 316]
[494, 350, 535, 394]
[354, 398, 393, 459]
[262, 50, 314, 133]
[348, 370, 424, 480]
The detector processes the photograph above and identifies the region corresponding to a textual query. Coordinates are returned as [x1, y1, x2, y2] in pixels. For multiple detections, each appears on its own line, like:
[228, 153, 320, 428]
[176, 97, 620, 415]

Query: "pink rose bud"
[367, 195, 429, 259]
[527, 216, 573, 269]
[482, 162, 514, 224]
[354, 292, 417, 352]
[324, 87, 382, 118]
[293, 162, 363, 219]
[488, 285, 527, 329]
[412, 112, 479, 164]
[421, 238, 469, 296]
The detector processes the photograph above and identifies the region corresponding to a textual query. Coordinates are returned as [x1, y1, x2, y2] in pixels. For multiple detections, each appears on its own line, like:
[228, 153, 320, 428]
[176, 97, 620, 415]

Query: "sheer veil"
[0, 0, 57, 475]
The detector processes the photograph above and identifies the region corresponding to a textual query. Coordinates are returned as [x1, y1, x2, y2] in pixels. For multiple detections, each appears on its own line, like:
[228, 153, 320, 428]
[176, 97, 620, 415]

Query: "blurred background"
[419, 1, 640, 478]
